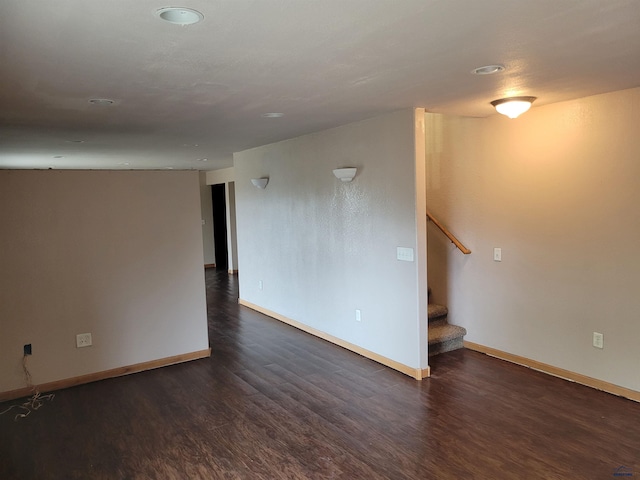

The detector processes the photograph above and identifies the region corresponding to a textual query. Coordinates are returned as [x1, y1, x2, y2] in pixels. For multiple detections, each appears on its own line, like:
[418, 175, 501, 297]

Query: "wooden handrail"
[426, 211, 471, 254]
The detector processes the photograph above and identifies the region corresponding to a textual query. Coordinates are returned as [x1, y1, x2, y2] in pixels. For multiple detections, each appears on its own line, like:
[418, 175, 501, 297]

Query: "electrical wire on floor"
[0, 354, 54, 421]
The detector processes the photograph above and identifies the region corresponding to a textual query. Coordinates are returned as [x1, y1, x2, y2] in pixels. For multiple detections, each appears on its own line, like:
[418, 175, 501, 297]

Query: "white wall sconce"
[251, 177, 269, 189]
[333, 167, 357, 182]
[490, 96, 537, 119]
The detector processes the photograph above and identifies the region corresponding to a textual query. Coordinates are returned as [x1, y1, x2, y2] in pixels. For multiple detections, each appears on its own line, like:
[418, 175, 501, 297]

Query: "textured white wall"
[0, 170, 209, 393]
[226, 182, 239, 272]
[426, 87, 640, 392]
[234, 109, 427, 369]
[199, 172, 215, 265]
[205, 167, 235, 185]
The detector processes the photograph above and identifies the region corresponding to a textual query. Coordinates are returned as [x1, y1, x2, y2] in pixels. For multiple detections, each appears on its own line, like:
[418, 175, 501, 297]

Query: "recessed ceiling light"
[198, 158, 208, 162]
[118, 162, 130, 166]
[165, 167, 174, 170]
[261, 112, 284, 118]
[156, 7, 204, 25]
[88, 98, 115, 106]
[53, 155, 64, 159]
[471, 64, 505, 75]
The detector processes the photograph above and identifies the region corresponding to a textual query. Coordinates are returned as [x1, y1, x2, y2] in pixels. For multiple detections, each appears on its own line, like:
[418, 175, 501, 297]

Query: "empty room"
[2, 1, 640, 478]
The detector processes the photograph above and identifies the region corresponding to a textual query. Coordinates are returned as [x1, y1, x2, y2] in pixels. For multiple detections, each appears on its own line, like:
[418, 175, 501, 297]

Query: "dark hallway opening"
[211, 183, 228, 271]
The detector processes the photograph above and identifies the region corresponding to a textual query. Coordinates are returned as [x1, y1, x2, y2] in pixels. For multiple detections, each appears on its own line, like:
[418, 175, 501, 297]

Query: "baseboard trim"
[239, 299, 428, 380]
[228, 269, 238, 275]
[0, 348, 211, 403]
[464, 341, 640, 403]
[204, 263, 216, 269]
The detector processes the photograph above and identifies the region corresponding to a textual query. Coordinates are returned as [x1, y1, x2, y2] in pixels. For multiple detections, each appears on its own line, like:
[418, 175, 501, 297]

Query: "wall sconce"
[332, 167, 357, 182]
[251, 177, 269, 189]
[490, 96, 536, 119]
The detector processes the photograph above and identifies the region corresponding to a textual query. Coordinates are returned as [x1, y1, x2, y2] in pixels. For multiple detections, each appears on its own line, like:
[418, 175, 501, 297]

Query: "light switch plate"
[397, 247, 414, 262]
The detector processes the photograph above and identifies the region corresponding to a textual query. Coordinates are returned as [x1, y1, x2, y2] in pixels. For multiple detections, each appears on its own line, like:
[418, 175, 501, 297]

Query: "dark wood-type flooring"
[2, 269, 639, 479]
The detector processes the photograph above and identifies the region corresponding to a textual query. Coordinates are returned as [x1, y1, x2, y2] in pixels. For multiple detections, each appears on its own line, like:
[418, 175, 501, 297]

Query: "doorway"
[211, 183, 228, 270]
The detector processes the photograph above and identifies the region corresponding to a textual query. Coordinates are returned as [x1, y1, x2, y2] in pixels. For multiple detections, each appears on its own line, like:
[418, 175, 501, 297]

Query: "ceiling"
[1, 0, 639, 171]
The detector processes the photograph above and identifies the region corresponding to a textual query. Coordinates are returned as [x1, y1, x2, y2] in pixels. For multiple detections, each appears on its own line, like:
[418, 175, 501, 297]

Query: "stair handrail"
[426, 211, 471, 254]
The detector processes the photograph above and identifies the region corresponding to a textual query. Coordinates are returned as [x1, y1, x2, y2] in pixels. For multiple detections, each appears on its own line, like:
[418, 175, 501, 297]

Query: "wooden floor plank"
[2, 268, 639, 479]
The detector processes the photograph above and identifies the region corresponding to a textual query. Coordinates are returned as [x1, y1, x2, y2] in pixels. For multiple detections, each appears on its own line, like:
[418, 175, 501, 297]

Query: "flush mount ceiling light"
[88, 98, 115, 106]
[261, 112, 284, 118]
[471, 64, 505, 75]
[156, 7, 204, 25]
[491, 96, 537, 119]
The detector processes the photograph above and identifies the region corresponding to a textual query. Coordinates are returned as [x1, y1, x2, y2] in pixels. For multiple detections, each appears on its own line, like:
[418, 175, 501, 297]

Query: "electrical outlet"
[355, 309, 361, 322]
[259, 280, 263, 290]
[76, 333, 92, 348]
[493, 247, 502, 262]
[593, 332, 604, 349]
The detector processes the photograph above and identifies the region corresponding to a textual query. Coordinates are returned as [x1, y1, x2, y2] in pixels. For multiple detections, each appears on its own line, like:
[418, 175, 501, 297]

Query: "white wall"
[234, 109, 428, 370]
[199, 172, 215, 265]
[205, 167, 235, 185]
[226, 181, 239, 272]
[426, 87, 640, 392]
[0, 170, 209, 393]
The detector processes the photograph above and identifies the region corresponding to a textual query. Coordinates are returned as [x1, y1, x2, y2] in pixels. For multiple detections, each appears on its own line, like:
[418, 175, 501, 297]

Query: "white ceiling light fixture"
[88, 98, 115, 106]
[261, 113, 284, 118]
[156, 7, 204, 25]
[471, 64, 505, 75]
[491, 96, 537, 119]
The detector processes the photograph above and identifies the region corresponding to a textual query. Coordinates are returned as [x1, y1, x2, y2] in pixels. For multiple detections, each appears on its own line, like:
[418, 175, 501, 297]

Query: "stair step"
[428, 323, 467, 345]
[428, 323, 467, 356]
[428, 303, 448, 322]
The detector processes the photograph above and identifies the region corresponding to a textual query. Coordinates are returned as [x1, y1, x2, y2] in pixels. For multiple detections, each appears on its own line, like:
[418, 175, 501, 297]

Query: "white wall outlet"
[355, 309, 361, 322]
[258, 280, 263, 290]
[493, 247, 502, 262]
[76, 333, 92, 348]
[593, 332, 604, 349]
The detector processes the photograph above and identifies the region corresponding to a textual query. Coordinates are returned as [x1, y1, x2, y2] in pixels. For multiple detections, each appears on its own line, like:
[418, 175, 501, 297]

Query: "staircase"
[425, 212, 469, 356]
[428, 297, 467, 356]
